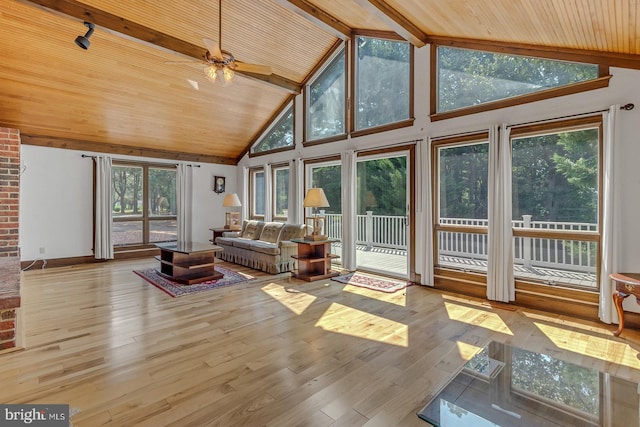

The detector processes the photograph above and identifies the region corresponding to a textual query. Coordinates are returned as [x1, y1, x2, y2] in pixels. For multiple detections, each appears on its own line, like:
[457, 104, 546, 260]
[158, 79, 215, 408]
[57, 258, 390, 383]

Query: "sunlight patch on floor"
[261, 283, 317, 315]
[315, 302, 408, 347]
[343, 285, 408, 307]
[534, 322, 640, 370]
[455, 341, 485, 361]
[444, 301, 514, 335]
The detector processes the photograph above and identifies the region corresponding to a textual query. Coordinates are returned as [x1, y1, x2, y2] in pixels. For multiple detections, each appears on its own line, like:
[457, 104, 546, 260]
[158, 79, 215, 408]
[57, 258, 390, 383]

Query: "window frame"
[429, 43, 611, 122]
[350, 30, 414, 137]
[432, 132, 490, 276]
[303, 43, 348, 146]
[509, 116, 602, 290]
[249, 98, 296, 157]
[271, 163, 290, 222]
[249, 167, 265, 220]
[111, 160, 177, 247]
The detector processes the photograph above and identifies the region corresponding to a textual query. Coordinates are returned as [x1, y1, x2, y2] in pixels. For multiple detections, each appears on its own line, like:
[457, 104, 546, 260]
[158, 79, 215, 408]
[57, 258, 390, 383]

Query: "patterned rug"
[134, 266, 253, 297]
[331, 272, 412, 293]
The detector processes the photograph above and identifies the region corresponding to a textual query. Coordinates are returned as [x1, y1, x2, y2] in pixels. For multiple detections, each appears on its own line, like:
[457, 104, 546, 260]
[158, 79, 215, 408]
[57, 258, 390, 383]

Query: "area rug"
[134, 266, 253, 297]
[331, 272, 412, 293]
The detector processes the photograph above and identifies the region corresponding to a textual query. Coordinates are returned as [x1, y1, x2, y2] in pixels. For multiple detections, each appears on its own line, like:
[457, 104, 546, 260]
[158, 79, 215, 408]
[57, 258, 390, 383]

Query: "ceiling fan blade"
[203, 38, 223, 59]
[235, 62, 272, 75]
[165, 60, 199, 64]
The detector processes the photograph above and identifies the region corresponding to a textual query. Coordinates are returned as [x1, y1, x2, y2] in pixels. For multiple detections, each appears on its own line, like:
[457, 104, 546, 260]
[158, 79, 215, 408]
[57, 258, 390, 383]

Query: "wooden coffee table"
[155, 242, 223, 285]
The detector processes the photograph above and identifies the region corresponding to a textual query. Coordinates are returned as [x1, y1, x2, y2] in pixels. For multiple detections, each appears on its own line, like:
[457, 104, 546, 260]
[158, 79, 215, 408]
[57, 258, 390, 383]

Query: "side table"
[610, 273, 640, 336]
[290, 238, 340, 282]
[209, 227, 234, 245]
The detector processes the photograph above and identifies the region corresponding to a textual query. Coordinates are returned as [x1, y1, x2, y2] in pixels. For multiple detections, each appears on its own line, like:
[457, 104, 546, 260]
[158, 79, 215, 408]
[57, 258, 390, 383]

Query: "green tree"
[438, 47, 598, 112]
[312, 165, 341, 213]
[253, 107, 293, 153]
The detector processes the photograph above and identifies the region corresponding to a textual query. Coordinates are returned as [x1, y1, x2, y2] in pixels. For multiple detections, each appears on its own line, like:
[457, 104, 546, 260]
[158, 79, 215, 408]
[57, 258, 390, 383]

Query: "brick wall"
[0, 127, 21, 350]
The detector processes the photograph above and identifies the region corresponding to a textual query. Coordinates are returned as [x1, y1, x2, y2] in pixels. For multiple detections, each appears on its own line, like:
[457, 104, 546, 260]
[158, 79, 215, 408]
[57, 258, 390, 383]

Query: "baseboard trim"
[21, 247, 160, 270]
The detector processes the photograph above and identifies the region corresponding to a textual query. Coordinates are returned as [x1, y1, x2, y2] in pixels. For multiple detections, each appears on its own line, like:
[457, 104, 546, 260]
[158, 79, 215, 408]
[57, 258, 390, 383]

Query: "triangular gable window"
[251, 104, 294, 154]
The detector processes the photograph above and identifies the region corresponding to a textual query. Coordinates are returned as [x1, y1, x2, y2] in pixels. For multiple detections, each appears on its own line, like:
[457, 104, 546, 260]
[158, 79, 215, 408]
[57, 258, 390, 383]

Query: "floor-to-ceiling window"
[272, 164, 289, 222]
[510, 117, 600, 289]
[249, 167, 265, 220]
[306, 159, 342, 267]
[112, 162, 176, 246]
[433, 133, 490, 276]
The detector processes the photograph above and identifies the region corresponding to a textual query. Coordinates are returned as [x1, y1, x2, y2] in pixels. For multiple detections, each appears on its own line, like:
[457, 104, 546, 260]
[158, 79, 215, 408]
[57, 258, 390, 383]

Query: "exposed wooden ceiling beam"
[275, 0, 351, 40]
[19, 135, 237, 165]
[21, 0, 301, 94]
[354, 0, 428, 47]
[235, 67, 301, 94]
[430, 35, 640, 70]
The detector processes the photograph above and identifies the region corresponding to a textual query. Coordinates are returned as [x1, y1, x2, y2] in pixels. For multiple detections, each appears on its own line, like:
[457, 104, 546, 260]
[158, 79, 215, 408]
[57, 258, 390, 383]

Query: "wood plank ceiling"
[1, 0, 639, 164]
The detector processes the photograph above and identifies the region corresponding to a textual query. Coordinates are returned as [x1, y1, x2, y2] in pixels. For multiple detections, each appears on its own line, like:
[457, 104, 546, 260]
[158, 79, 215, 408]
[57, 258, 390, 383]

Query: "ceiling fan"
[171, 0, 272, 85]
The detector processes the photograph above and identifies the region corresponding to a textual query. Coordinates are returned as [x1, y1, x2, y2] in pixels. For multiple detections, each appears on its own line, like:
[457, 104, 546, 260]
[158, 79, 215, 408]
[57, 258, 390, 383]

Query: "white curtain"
[263, 163, 273, 221]
[419, 138, 434, 286]
[288, 158, 304, 224]
[241, 166, 249, 221]
[599, 105, 620, 323]
[487, 124, 515, 302]
[94, 156, 113, 259]
[176, 163, 193, 243]
[341, 150, 357, 271]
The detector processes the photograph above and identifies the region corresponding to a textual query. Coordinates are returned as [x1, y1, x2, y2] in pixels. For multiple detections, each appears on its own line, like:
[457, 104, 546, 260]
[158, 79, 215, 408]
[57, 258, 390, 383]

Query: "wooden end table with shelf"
[290, 238, 340, 282]
[155, 241, 223, 285]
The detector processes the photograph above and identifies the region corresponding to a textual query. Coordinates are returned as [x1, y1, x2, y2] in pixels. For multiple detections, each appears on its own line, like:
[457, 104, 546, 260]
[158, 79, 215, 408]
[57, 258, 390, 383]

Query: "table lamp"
[303, 188, 329, 241]
[222, 193, 242, 230]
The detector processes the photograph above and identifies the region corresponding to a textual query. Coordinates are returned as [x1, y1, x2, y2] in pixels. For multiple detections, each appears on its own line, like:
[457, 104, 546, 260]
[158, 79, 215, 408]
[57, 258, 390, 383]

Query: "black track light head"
[75, 21, 95, 50]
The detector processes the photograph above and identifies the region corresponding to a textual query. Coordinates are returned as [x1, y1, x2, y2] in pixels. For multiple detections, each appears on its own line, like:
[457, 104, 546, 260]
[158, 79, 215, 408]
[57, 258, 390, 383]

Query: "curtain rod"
[507, 103, 634, 129]
[82, 154, 200, 167]
[430, 128, 490, 142]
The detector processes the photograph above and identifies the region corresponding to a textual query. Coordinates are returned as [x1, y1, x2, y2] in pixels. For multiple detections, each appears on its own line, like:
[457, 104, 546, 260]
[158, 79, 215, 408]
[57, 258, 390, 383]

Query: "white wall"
[19, 146, 237, 261]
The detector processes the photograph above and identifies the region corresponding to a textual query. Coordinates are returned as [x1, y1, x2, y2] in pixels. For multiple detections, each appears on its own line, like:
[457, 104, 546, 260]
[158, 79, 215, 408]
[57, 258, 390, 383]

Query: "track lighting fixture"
[75, 21, 95, 50]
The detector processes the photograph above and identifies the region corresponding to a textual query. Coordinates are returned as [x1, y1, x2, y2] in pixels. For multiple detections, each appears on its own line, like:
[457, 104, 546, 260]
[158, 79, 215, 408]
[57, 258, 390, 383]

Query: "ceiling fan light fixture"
[222, 66, 234, 84]
[204, 65, 218, 83]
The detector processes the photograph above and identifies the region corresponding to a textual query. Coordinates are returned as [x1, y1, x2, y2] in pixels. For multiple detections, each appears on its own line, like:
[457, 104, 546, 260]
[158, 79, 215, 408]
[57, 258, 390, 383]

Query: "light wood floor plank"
[3, 257, 640, 426]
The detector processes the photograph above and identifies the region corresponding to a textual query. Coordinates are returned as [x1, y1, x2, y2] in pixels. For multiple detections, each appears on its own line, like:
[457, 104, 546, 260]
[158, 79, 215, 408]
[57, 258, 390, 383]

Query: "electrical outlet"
[39, 247, 45, 255]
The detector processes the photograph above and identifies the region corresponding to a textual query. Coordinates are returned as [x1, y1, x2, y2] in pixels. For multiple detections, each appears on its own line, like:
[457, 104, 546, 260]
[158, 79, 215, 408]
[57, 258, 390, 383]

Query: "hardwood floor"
[5, 258, 640, 426]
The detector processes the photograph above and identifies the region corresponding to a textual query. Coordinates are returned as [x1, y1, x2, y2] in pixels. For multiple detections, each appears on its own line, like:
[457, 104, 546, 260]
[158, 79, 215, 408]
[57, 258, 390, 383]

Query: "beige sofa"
[215, 220, 306, 274]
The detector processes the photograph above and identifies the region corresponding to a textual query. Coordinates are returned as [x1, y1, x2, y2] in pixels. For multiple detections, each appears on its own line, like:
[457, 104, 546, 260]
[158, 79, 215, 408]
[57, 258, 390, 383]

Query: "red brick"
[0, 331, 14, 341]
[0, 340, 15, 350]
[1, 309, 15, 320]
[0, 298, 19, 310]
[0, 320, 15, 330]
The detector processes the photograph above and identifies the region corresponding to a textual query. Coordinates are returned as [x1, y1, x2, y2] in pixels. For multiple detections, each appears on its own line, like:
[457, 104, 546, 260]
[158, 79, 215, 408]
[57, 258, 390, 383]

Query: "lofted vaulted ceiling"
[1, 0, 639, 164]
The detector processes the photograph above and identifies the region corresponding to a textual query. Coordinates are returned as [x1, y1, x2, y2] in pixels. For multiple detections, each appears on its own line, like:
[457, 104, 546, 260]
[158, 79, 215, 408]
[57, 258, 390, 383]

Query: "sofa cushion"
[259, 222, 284, 243]
[215, 236, 238, 246]
[279, 223, 306, 242]
[233, 238, 257, 250]
[241, 220, 265, 239]
[249, 240, 281, 255]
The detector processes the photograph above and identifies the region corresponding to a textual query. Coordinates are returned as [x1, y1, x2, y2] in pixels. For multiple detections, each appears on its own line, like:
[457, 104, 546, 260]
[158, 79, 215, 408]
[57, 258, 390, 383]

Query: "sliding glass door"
[355, 151, 409, 277]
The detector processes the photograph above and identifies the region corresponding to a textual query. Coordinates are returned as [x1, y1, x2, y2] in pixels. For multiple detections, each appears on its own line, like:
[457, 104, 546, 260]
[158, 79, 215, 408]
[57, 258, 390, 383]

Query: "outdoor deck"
[334, 244, 597, 288]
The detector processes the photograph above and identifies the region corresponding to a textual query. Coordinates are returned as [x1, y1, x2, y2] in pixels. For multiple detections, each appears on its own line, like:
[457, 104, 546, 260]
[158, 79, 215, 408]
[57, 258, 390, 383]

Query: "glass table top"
[155, 241, 221, 254]
[418, 341, 638, 427]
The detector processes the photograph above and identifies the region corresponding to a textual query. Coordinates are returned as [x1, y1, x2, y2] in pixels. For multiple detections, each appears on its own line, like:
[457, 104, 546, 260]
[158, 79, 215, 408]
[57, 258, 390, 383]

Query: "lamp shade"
[222, 193, 242, 207]
[303, 188, 330, 208]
